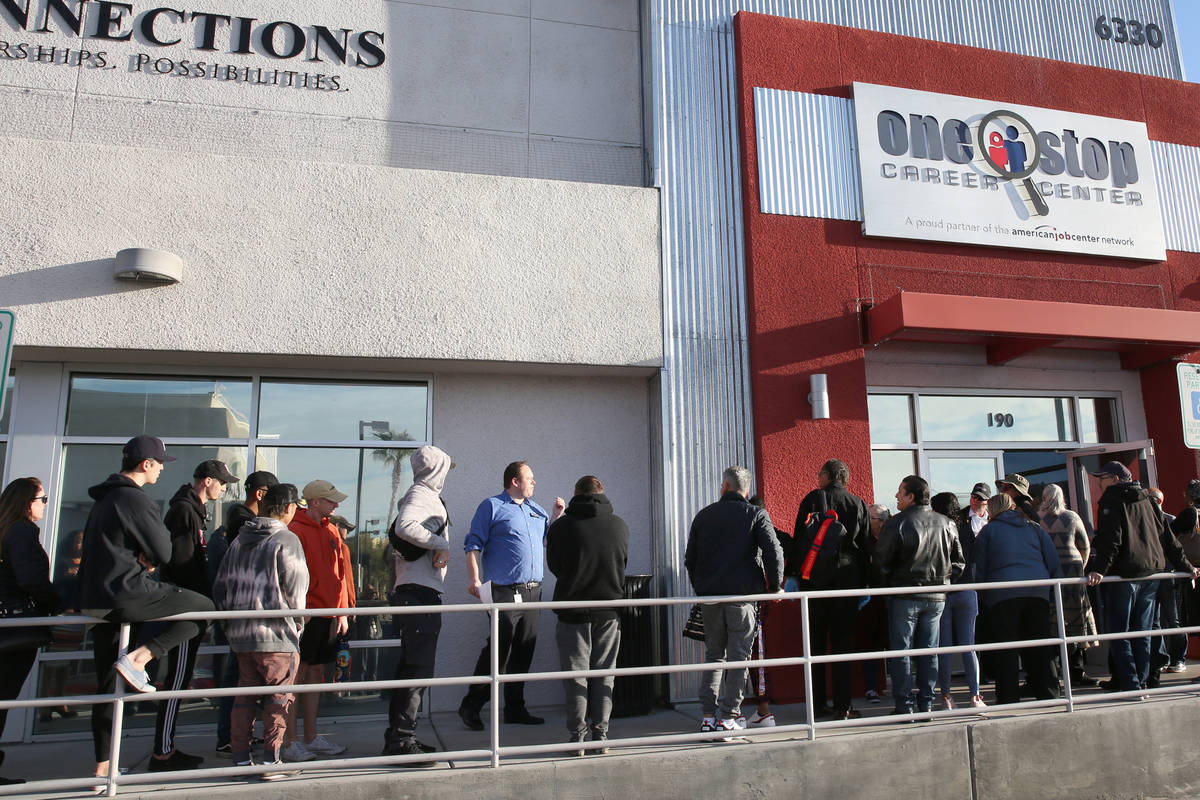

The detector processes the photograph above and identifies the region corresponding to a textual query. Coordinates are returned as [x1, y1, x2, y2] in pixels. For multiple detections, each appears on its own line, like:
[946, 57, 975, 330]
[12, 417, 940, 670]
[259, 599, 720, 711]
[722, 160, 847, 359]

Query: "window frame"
[867, 387, 1126, 503]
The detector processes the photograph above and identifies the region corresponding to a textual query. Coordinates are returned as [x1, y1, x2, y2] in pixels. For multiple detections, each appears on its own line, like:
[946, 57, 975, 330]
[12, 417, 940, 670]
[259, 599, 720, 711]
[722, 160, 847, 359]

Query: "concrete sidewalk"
[8, 667, 1200, 799]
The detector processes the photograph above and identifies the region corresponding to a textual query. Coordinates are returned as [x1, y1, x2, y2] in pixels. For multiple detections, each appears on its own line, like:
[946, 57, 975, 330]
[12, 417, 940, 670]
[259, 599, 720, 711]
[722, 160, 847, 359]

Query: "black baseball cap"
[244, 470, 280, 492]
[123, 435, 176, 463]
[970, 482, 991, 500]
[263, 483, 300, 507]
[193, 459, 239, 484]
[1090, 461, 1132, 481]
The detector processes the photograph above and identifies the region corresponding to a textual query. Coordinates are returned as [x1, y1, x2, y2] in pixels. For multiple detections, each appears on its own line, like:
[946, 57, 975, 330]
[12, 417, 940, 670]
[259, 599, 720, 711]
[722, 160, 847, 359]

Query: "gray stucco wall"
[0, 136, 662, 368]
[0, 0, 644, 184]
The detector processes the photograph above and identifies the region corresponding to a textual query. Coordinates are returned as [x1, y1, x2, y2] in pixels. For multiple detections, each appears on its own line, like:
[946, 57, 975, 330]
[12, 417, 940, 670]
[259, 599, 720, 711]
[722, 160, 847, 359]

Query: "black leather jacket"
[873, 504, 964, 600]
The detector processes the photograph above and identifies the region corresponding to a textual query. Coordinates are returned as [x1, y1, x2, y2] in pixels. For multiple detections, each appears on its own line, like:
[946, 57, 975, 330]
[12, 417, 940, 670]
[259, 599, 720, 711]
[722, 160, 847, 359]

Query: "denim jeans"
[1153, 578, 1187, 667]
[1105, 580, 1157, 690]
[937, 589, 980, 697]
[888, 596, 944, 712]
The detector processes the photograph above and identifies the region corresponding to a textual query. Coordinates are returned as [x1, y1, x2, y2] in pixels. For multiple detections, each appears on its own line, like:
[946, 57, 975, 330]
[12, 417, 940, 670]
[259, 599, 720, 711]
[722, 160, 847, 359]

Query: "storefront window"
[258, 380, 426, 443]
[37, 372, 431, 736]
[65, 376, 252, 438]
[919, 395, 1073, 442]
[868, 390, 1122, 512]
[870, 449, 916, 508]
[56, 444, 250, 548]
[868, 394, 914, 443]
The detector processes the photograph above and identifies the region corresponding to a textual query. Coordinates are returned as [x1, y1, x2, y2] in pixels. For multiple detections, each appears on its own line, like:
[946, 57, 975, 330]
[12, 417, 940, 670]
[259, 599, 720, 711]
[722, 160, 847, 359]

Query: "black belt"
[497, 581, 541, 590]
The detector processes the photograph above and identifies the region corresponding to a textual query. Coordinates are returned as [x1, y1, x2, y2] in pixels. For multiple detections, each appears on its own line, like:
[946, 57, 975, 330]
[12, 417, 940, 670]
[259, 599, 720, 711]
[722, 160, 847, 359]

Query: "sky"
[1178, 2, 1200, 81]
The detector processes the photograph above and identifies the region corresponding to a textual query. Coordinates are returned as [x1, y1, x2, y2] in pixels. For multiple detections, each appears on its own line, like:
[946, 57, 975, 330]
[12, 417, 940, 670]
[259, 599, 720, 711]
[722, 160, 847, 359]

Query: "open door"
[1066, 440, 1157, 534]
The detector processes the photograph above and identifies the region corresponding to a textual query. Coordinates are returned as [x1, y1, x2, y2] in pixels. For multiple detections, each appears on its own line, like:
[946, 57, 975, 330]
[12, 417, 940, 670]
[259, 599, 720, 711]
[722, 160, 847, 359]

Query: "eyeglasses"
[35, 495, 49, 504]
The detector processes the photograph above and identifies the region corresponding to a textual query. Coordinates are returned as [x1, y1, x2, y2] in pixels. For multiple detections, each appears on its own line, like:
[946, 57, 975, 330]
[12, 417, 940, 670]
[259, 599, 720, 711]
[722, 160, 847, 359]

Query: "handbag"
[0, 598, 53, 653]
[682, 603, 706, 641]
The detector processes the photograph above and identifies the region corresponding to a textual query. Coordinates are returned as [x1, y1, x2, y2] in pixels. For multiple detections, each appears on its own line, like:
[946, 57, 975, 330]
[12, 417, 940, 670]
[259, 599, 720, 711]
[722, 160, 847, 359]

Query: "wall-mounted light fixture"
[113, 248, 183, 285]
[808, 373, 830, 419]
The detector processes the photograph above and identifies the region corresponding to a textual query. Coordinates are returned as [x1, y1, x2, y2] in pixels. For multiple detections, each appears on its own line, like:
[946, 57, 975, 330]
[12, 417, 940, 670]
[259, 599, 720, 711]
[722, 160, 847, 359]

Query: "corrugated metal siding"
[662, 0, 1181, 79]
[754, 88, 861, 220]
[651, 0, 1183, 701]
[1155, 141, 1200, 254]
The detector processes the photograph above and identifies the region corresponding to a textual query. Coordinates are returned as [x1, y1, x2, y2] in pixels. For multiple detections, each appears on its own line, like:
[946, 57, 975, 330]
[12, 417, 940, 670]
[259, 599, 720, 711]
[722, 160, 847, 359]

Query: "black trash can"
[612, 574, 655, 717]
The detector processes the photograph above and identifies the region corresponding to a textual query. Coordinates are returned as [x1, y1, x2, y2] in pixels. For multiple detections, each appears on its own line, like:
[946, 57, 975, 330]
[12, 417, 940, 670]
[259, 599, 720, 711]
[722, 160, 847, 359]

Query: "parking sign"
[0, 311, 11, 421]
[1177, 362, 1200, 449]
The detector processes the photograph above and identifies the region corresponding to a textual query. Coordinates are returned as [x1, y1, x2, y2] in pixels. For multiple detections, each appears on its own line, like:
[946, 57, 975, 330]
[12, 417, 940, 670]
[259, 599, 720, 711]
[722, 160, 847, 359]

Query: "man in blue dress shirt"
[458, 461, 564, 730]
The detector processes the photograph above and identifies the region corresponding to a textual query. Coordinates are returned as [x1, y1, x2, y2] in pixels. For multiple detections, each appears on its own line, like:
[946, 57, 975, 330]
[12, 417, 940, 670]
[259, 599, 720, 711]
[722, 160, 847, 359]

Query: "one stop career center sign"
[852, 82, 1166, 261]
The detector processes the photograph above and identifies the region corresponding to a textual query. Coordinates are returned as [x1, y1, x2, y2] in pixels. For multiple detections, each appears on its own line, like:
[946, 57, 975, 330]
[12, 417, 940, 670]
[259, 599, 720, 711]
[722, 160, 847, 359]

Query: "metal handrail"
[2, 571, 1195, 796]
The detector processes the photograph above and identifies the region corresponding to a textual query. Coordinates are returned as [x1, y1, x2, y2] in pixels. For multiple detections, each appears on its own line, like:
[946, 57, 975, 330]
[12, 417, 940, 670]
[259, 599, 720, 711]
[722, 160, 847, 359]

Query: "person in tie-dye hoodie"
[213, 483, 309, 779]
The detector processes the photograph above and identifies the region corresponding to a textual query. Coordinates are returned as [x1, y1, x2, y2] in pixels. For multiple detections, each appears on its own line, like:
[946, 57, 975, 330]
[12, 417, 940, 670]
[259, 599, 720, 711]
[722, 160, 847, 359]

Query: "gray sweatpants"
[556, 618, 621, 739]
[699, 601, 757, 720]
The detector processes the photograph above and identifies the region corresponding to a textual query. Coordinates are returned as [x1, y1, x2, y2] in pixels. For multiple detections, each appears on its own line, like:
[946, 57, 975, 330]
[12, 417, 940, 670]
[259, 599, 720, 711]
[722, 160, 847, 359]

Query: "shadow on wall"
[0, 260, 165, 303]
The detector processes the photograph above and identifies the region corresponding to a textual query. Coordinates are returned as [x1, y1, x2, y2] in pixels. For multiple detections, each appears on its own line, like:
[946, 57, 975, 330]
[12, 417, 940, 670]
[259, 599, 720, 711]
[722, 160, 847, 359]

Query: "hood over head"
[410, 446, 453, 494]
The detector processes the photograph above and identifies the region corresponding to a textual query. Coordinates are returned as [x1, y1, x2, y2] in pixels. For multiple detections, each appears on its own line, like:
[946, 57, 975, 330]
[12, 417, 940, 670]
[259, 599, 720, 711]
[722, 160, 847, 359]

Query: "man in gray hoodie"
[383, 445, 454, 765]
[213, 483, 309, 779]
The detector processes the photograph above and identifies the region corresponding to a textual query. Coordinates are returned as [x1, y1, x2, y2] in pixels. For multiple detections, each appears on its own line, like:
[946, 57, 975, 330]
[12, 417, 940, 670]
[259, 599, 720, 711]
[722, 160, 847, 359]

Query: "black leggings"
[0, 648, 38, 754]
[91, 586, 214, 761]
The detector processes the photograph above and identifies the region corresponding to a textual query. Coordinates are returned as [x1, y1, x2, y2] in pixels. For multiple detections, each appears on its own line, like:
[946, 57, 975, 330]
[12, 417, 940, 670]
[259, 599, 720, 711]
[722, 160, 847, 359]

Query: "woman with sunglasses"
[0, 477, 60, 786]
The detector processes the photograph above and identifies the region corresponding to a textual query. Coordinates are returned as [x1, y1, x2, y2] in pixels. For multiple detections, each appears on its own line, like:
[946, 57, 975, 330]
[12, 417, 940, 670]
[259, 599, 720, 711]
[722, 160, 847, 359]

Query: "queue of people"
[0, 438, 635, 783]
[1, 443, 1199, 784]
[684, 458, 1200, 732]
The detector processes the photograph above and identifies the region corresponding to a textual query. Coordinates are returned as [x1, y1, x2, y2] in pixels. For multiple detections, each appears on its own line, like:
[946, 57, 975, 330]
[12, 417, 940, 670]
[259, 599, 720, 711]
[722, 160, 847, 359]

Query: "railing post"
[489, 604, 501, 769]
[1053, 582, 1073, 713]
[104, 623, 131, 797]
[800, 593, 816, 741]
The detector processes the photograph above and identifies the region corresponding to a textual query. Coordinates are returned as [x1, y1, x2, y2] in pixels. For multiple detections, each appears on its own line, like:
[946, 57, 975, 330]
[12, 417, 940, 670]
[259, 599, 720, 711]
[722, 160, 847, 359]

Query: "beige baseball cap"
[301, 479, 348, 503]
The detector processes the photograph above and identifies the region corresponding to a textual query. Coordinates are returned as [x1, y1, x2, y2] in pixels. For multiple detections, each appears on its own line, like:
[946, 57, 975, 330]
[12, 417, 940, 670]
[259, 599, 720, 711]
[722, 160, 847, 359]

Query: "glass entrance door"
[1065, 440, 1157, 533]
[924, 450, 1004, 506]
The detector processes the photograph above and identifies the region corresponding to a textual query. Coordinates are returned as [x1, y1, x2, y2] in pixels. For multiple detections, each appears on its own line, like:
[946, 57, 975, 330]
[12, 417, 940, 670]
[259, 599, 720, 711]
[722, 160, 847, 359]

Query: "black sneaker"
[458, 704, 484, 731]
[215, 743, 232, 758]
[148, 751, 204, 772]
[381, 738, 436, 768]
[415, 740, 438, 754]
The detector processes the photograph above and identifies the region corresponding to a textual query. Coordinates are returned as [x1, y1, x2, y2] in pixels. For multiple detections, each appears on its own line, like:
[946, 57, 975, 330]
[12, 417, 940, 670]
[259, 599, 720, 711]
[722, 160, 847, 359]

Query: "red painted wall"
[734, 12, 1200, 526]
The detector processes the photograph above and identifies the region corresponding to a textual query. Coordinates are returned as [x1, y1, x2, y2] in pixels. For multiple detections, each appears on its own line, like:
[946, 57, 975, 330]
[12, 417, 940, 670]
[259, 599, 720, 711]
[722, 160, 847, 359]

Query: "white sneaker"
[304, 735, 347, 756]
[282, 741, 317, 762]
[714, 718, 747, 742]
[722, 716, 746, 730]
[747, 712, 776, 728]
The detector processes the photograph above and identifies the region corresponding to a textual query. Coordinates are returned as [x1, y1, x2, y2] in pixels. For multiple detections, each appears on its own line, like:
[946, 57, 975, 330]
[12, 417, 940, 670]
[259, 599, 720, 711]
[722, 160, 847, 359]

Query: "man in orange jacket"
[282, 480, 355, 762]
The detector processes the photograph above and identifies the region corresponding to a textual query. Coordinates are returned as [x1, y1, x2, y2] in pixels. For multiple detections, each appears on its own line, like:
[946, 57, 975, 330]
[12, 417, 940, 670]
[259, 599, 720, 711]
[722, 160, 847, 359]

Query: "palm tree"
[371, 428, 415, 523]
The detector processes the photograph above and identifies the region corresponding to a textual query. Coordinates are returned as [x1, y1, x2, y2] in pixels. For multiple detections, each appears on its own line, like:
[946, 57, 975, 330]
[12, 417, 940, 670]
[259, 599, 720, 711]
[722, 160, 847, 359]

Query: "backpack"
[788, 490, 852, 589]
[388, 504, 448, 562]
